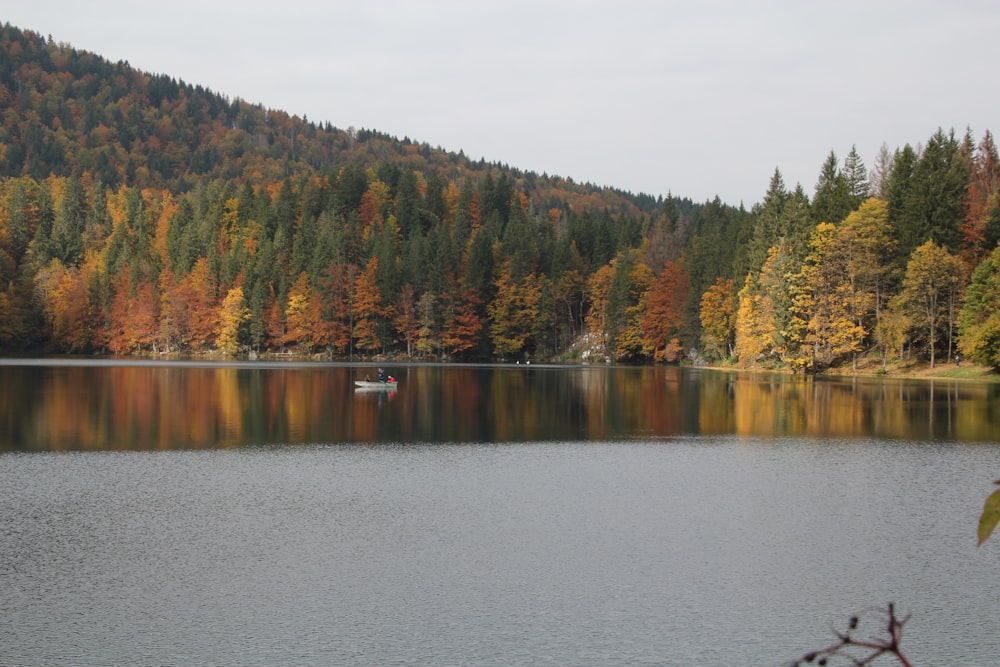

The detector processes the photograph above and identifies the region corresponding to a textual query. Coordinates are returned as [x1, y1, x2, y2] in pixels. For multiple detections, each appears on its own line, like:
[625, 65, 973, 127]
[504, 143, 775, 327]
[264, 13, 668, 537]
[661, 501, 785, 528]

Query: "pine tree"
[885, 144, 919, 267]
[743, 168, 788, 277]
[811, 151, 850, 224]
[51, 174, 87, 265]
[897, 129, 970, 259]
[843, 145, 870, 206]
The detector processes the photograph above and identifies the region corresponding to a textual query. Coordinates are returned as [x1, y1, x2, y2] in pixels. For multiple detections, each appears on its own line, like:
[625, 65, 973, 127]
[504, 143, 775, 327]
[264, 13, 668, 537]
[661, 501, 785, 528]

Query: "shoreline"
[2, 351, 997, 382]
[700, 358, 999, 382]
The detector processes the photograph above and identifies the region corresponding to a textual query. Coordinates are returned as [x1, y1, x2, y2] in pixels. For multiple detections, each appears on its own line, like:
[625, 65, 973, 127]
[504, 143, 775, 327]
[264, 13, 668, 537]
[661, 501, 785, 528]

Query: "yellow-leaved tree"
[735, 242, 801, 366]
[699, 277, 735, 361]
[793, 222, 866, 370]
[284, 272, 317, 352]
[216, 284, 249, 353]
[890, 240, 966, 367]
[488, 259, 541, 358]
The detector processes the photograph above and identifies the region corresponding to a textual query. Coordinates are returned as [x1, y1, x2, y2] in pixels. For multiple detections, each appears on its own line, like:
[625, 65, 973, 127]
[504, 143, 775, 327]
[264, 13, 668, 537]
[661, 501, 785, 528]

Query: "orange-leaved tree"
[318, 262, 354, 355]
[352, 256, 383, 353]
[104, 266, 159, 354]
[442, 287, 483, 360]
[179, 257, 219, 350]
[641, 259, 689, 362]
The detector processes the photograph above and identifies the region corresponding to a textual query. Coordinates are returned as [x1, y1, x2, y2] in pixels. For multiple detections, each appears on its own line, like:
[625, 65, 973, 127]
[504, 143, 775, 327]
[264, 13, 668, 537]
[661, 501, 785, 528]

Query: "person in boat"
[378, 368, 385, 382]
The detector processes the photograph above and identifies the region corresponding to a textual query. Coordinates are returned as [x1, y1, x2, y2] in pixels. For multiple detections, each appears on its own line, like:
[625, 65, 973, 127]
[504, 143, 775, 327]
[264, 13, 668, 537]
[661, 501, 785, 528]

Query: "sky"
[3, 1, 999, 207]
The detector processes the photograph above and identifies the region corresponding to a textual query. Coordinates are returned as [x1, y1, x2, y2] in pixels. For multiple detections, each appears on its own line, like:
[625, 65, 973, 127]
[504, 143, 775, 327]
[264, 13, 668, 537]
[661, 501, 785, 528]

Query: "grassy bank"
[700, 357, 999, 382]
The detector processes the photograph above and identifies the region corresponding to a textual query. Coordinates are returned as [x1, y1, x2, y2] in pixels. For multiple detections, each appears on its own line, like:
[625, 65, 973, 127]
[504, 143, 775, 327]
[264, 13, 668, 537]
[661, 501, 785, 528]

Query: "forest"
[3, 23, 1000, 371]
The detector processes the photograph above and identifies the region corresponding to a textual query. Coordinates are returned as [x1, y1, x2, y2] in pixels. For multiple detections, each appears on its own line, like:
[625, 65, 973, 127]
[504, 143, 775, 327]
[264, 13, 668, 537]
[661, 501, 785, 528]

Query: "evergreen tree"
[782, 185, 815, 257]
[395, 169, 421, 236]
[486, 172, 512, 225]
[290, 209, 318, 278]
[843, 145, 869, 206]
[428, 221, 456, 295]
[83, 180, 112, 254]
[463, 226, 495, 305]
[7, 179, 40, 262]
[566, 209, 596, 267]
[811, 151, 850, 224]
[896, 129, 970, 260]
[25, 180, 56, 272]
[332, 165, 369, 218]
[424, 170, 449, 225]
[272, 178, 298, 252]
[885, 144, 919, 267]
[743, 168, 788, 277]
[688, 197, 739, 297]
[985, 196, 1000, 251]
[592, 210, 616, 267]
[501, 202, 538, 280]
[51, 174, 87, 265]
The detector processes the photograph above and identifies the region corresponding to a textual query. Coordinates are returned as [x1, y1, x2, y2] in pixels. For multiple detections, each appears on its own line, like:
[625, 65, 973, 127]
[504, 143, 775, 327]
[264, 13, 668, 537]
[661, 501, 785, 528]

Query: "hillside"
[0, 23, 664, 218]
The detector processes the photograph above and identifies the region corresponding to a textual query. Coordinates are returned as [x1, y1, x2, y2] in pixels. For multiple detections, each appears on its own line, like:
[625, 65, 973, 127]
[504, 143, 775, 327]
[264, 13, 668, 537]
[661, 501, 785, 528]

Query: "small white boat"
[354, 380, 398, 390]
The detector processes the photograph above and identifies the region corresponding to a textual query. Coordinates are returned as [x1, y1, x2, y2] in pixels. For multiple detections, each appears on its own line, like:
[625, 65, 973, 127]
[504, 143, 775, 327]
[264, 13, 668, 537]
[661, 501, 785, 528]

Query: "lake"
[1, 360, 998, 665]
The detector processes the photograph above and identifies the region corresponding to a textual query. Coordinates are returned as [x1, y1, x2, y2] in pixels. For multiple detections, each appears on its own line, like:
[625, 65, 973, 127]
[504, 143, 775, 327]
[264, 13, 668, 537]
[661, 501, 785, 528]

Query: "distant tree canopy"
[2, 23, 1000, 370]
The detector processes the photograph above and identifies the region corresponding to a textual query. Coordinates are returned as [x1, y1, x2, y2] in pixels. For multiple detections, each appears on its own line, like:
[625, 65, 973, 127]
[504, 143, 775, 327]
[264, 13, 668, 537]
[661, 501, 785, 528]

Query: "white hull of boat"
[354, 380, 398, 390]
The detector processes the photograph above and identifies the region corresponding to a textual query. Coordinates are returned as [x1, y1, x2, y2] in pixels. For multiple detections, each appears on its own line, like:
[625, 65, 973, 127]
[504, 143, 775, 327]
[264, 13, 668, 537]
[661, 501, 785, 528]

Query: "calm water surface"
[4, 360, 1000, 450]
[2, 361, 999, 665]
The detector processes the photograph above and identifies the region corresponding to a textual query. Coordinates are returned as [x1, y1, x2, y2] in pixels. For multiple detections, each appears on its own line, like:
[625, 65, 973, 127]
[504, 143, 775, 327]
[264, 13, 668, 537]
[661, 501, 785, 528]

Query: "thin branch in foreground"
[789, 602, 912, 667]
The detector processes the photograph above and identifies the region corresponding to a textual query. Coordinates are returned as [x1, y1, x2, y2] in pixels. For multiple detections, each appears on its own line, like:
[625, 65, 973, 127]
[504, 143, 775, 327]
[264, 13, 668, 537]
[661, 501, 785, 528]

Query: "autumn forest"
[3, 24, 1000, 371]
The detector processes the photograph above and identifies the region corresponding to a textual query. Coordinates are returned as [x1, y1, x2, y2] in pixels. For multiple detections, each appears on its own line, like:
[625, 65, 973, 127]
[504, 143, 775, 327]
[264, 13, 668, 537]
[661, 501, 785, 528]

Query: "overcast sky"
[3, 1, 999, 207]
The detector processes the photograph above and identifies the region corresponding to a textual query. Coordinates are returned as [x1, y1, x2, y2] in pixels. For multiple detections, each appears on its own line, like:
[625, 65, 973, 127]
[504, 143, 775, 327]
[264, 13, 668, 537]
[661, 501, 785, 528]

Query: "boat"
[354, 379, 398, 390]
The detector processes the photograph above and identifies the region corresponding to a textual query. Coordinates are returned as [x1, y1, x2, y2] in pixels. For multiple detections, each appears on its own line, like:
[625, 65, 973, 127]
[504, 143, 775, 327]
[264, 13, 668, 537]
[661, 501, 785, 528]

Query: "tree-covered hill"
[0, 23, 659, 218]
[2, 22, 1000, 372]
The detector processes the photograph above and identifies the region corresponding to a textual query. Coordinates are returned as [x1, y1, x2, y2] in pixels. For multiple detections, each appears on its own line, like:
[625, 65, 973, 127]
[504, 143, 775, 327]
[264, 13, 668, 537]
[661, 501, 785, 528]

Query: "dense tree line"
[0, 167, 690, 362]
[3, 23, 1000, 371]
[729, 129, 1000, 372]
